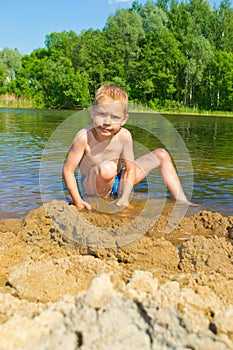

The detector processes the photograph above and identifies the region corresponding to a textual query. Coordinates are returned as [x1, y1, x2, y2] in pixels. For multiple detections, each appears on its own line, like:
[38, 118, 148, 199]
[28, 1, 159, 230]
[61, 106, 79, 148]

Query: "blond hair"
[93, 84, 128, 111]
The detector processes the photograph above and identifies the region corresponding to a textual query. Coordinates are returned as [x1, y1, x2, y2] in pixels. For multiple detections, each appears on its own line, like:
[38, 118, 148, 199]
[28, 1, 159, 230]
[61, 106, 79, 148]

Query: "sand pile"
[0, 200, 233, 349]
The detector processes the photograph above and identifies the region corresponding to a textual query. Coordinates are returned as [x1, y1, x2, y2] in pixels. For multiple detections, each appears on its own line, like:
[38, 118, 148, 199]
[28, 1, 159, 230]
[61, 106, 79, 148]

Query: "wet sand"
[0, 200, 233, 349]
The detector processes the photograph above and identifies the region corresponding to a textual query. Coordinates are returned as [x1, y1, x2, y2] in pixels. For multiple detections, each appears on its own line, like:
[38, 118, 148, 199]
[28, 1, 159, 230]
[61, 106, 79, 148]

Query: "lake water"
[0, 107, 232, 219]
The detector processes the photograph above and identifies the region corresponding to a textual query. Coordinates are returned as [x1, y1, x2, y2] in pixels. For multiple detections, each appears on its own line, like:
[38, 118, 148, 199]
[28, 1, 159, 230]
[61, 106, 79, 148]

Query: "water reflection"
[0, 108, 232, 218]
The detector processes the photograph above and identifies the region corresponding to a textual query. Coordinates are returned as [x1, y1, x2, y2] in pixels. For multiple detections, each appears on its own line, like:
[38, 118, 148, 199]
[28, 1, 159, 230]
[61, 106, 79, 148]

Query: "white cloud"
[108, 0, 132, 4]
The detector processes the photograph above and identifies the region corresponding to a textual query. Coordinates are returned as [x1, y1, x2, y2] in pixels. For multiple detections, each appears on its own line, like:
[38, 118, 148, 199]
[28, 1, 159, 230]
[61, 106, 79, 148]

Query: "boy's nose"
[103, 115, 112, 125]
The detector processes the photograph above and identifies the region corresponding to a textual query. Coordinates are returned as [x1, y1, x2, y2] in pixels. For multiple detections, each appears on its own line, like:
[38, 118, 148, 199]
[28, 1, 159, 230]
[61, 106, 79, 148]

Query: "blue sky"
[1, 0, 223, 55]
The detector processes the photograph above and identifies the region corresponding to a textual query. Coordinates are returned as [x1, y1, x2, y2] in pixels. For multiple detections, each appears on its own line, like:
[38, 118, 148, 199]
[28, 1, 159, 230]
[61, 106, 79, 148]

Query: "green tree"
[138, 0, 168, 32]
[0, 66, 6, 93]
[132, 29, 185, 105]
[2, 0, 233, 112]
[0, 48, 22, 81]
[44, 30, 79, 58]
[168, 0, 194, 42]
[214, 0, 233, 52]
[183, 35, 213, 106]
[72, 29, 107, 97]
[42, 56, 90, 108]
[103, 8, 145, 89]
[8, 50, 47, 104]
[168, 0, 213, 43]
[188, 0, 213, 37]
[209, 51, 233, 110]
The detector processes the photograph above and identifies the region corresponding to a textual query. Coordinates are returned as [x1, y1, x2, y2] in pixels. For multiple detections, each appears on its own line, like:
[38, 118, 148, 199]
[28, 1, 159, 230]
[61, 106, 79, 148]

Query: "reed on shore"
[1, 94, 233, 117]
[0, 94, 38, 109]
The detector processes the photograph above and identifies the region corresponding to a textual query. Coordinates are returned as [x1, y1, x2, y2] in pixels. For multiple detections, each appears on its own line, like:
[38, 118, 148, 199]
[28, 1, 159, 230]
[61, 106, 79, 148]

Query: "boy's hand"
[74, 199, 92, 211]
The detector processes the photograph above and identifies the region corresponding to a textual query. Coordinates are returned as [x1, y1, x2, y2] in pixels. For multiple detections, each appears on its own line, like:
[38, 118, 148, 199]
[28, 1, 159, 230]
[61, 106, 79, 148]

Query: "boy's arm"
[62, 131, 91, 211]
[116, 130, 136, 207]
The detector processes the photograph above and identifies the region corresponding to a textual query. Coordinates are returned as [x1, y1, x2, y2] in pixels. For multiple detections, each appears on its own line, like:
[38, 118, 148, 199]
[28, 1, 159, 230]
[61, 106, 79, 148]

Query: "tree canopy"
[0, 0, 233, 111]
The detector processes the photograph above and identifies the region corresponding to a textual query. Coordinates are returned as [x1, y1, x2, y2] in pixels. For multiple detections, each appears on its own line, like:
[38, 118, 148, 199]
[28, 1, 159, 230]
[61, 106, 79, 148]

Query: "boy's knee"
[99, 161, 117, 181]
[152, 148, 171, 163]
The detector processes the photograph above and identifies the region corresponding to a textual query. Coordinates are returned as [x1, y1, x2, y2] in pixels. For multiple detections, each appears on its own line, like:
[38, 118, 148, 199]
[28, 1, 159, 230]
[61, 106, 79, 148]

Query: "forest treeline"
[0, 0, 233, 111]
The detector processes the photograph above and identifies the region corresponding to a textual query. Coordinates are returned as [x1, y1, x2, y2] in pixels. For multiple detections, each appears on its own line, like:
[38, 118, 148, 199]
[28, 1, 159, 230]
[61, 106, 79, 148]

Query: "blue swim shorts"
[80, 169, 122, 198]
[109, 169, 122, 197]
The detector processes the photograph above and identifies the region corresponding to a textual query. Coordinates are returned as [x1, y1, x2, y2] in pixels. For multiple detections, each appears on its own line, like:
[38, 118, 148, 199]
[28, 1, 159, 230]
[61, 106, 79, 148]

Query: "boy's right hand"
[74, 199, 92, 211]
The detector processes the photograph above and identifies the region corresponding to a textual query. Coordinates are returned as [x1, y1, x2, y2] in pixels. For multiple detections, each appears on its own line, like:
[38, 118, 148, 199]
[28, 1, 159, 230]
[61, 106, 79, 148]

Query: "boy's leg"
[134, 148, 190, 203]
[82, 161, 118, 197]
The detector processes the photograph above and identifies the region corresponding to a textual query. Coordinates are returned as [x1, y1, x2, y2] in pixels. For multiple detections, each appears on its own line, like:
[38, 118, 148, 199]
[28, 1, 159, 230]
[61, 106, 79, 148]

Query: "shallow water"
[0, 108, 232, 219]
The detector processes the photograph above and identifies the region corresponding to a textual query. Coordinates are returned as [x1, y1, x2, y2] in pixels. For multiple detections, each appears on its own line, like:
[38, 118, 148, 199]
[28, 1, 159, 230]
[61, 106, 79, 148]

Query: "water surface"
[0, 108, 232, 219]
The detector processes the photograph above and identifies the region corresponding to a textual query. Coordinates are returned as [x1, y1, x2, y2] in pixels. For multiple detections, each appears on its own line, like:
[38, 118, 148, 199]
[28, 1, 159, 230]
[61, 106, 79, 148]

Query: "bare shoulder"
[73, 128, 88, 145]
[118, 127, 133, 140]
[68, 129, 89, 155]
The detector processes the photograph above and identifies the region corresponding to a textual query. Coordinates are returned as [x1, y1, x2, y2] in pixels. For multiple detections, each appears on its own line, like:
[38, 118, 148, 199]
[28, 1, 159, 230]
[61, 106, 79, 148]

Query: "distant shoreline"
[160, 111, 233, 117]
[128, 108, 233, 118]
[1, 104, 233, 118]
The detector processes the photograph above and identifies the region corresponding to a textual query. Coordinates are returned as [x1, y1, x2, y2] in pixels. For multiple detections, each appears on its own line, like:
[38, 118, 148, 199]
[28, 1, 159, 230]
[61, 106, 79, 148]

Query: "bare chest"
[80, 138, 123, 173]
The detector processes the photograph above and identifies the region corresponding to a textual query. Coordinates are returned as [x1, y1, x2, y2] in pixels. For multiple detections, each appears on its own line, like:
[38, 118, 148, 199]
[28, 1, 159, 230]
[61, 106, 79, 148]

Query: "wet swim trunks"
[80, 169, 122, 197]
[110, 169, 122, 197]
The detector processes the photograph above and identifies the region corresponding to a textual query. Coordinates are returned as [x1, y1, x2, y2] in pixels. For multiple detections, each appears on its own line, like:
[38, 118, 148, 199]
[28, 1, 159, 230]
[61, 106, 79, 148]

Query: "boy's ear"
[121, 114, 128, 126]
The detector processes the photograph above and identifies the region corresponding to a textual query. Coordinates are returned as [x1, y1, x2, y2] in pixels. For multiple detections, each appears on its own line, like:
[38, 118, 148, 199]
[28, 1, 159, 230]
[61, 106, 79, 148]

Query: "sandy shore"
[0, 200, 233, 349]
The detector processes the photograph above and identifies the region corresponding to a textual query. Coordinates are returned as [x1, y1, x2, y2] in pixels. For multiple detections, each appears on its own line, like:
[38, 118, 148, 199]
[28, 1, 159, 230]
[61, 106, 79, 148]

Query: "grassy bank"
[0, 94, 40, 109]
[130, 103, 233, 117]
[1, 94, 233, 117]
[159, 109, 233, 117]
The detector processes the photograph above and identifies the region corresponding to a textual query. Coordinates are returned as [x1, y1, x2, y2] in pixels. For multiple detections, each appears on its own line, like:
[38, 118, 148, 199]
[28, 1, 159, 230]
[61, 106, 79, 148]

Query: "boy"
[63, 84, 194, 211]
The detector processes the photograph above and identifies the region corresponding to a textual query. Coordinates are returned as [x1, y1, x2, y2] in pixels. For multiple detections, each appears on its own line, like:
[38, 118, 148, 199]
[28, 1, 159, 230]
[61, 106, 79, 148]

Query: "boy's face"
[90, 99, 128, 138]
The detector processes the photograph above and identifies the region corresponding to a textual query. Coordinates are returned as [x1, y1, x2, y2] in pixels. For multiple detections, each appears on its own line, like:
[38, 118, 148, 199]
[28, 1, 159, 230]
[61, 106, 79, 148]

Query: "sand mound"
[0, 200, 233, 349]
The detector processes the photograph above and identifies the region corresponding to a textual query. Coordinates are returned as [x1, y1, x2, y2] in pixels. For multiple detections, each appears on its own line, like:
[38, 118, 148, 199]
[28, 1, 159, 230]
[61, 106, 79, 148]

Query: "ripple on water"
[0, 109, 233, 218]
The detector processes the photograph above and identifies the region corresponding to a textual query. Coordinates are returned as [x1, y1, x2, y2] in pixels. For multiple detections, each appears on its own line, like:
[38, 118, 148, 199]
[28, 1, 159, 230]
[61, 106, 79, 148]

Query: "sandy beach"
[0, 200, 233, 349]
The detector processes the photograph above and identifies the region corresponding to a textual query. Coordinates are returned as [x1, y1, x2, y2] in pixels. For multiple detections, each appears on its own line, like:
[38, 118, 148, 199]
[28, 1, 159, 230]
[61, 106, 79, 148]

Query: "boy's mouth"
[99, 126, 112, 132]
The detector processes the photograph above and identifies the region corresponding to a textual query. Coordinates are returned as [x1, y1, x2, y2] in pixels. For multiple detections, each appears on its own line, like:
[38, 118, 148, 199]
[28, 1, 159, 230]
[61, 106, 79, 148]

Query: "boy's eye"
[112, 115, 121, 120]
